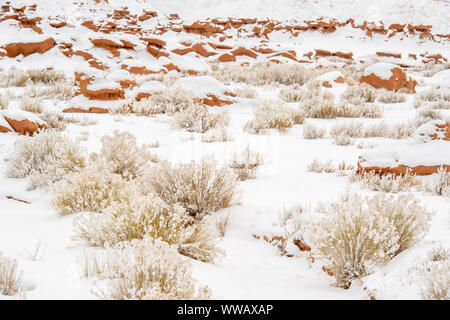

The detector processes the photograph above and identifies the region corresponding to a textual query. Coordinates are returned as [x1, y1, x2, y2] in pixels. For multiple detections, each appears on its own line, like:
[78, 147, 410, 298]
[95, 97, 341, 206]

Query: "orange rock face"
[202, 94, 233, 106]
[4, 116, 47, 136]
[3, 38, 55, 57]
[357, 163, 450, 176]
[62, 107, 109, 114]
[360, 63, 417, 93]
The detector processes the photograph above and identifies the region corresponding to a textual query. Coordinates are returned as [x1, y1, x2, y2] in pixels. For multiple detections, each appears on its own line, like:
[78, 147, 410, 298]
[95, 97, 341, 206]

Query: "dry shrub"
[303, 123, 326, 139]
[337, 104, 384, 118]
[0, 68, 65, 87]
[313, 192, 432, 288]
[73, 194, 222, 263]
[6, 130, 86, 190]
[20, 97, 43, 114]
[78, 238, 211, 300]
[279, 86, 307, 102]
[214, 212, 231, 237]
[90, 130, 157, 180]
[349, 170, 422, 193]
[298, 85, 337, 119]
[333, 134, 353, 146]
[330, 121, 364, 139]
[38, 110, 77, 131]
[210, 62, 317, 86]
[417, 89, 449, 103]
[409, 247, 450, 300]
[25, 82, 72, 101]
[363, 121, 416, 139]
[307, 159, 335, 173]
[229, 146, 264, 180]
[235, 85, 257, 98]
[144, 158, 239, 219]
[418, 108, 443, 121]
[245, 100, 304, 133]
[0, 251, 22, 296]
[174, 103, 228, 133]
[421, 167, 450, 196]
[53, 167, 135, 216]
[202, 126, 233, 143]
[0, 94, 9, 110]
[341, 84, 376, 105]
[377, 89, 407, 103]
[125, 87, 196, 116]
[340, 65, 364, 86]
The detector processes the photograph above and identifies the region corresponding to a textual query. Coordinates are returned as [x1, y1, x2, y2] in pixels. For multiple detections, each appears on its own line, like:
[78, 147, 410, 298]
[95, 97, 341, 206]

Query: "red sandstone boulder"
[360, 62, 417, 93]
[0, 110, 47, 136]
[3, 37, 55, 57]
[315, 71, 347, 88]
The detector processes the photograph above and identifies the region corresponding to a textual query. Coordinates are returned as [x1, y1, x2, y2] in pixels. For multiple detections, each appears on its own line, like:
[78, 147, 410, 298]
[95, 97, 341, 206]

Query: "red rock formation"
[4, 116, 46, 136]
[63, 107, 109, 114]
[357, 163, 450, 176]
[376, 52, 402, 58]
[360, 63, 417, 93]
[3, 38, 55, 57]
[203, 94, 233, 106]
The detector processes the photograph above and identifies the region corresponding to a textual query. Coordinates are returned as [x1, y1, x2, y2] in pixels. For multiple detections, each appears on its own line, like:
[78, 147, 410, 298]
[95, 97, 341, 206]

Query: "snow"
[363, 62, 397, 80]
[0, 0, 449, 301]
[173, 76, 229, 97]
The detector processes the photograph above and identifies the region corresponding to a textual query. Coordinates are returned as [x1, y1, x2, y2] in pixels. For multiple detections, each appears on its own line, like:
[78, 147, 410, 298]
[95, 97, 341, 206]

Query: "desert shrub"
[201, 126, 233, 143]
[364, 121, 417, 139]
[298, 86, 337, 119]
[340, 65, 364, 86]
[430, 101, 450, 110]
[6, 130, 86, 190]
[410, 247, 450, 300]
[377, 89, 407, 103]
[307, 159, 335, 173]
[341, 84, 376, 105]
[127, 87, 197, 116]
[303, 123, 327, 139]
[144, 158, 239, 219]
[38, 110, 74, 131]
[313, 192, 432, 288]
[26, 82, 73, 101]
[418, 108, 443, 121]
[279, 86, 307, 102]
[330, 121, 364, 139]
[90, 130, 156, 180]
[214, 212, 231, 237]
[210, 61, 318, 86]
[421, 167, 450, 196]
[0, 94, 8, 110]
[53, 167, 135, 216]
[0, 69, 65, 87]
[73, 193, 222, 262]
[229, 146, 264, 180]
[244, 100, 304, 133]
[349, 170, 422, 193]
[174, 103, 228, 133]
[78, 238, 211, 300]
[20, 97, 43, 114]
[235, 85, 257, 98]
[333, 134, 353, 146]
[417, 89, 446, 102]
[0, 251, 22, 296]
[337, 104, 384, 118]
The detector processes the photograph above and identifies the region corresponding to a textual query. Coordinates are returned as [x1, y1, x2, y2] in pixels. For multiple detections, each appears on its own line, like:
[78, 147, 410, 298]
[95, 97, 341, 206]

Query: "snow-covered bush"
[53, 167, 135, 216]
[20, 97, 43, 114]
[174, 103, 228, 133]
[333, 134, 353, 146]
[421, 167, 450, 196]
[279, 86, 307, 102]
[144, 158, 239, 219]
[0, 94, 8, 110]
[341, 84, 376, 105]
[235, 85, 257, 99]
[418, 108, 443, 121]
[129, 87, 196, 115]
[298, 87, 337, 119]
[90, 130, 157, 180]
[330, 121, 364, 139]
[313, 193, 432, 288]
[0, 68, 65, 87]
[78, 238, 211, 300]
[0, 251, 22, 296]
[39, 110, 71, 131]
[6, 130, 86, 190]
[349, 170, 422, 193]
[377, 89, 407, 103]
[229, 146, 264, 180]
[201, 126, 233, 143]
[307, 159, 335, 173]
[244, 100, 304, 133]
[409, 247, 450, 300]
[211, 62, 317, 86]
[337, 104, 384, 118]
[363, 121, 417, 139]
[303, 123, 327, 139]
[26, 82, 72, 101]
[73, 193, 222, 262]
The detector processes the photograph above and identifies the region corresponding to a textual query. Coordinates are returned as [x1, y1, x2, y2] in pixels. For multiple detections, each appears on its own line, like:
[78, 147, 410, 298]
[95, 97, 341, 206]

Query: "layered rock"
[0, 109, 47, 135]
[357, 120, 450, 176]
[360, 62, 417, 93]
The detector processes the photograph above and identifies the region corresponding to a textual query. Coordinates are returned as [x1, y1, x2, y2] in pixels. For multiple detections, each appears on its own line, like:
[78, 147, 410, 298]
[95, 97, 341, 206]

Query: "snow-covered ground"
[0, 0, 449, 300]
